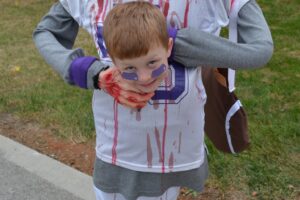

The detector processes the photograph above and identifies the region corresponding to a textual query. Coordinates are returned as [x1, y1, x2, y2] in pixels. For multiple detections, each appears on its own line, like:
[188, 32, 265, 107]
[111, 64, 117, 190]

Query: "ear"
[167, 38, 173, 58]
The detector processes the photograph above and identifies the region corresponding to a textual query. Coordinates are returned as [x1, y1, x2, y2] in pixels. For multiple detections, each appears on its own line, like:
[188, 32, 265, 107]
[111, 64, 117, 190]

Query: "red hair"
[103, 1, 169, 61]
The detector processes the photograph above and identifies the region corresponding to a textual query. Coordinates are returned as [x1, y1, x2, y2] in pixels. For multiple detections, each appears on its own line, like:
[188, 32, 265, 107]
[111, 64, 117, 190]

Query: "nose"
[138, 69, 152, 82]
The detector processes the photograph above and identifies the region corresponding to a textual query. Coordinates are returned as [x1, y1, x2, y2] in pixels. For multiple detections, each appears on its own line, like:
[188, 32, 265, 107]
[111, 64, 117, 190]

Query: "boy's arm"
[172, 0, 274, 69]
[33, 2, 107, 89]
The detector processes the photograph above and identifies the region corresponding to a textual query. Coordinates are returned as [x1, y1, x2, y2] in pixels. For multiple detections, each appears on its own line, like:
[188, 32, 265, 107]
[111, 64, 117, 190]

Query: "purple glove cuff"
[69, 56, 98, 89]
[168, 27, 178, 62]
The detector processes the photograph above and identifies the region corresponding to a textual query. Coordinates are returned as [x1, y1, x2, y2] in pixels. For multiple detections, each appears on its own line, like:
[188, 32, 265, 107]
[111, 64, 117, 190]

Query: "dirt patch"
[0, 112, 230, 200]
[0, 113, 95, 175]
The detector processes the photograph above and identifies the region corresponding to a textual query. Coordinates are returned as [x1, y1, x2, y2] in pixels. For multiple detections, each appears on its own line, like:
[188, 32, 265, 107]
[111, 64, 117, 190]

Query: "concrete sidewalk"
[0, 134, 95, 200]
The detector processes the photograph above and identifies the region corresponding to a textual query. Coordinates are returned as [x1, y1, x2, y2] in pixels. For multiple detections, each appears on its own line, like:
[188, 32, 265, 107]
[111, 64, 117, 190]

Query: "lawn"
[0, 0, 299, 199]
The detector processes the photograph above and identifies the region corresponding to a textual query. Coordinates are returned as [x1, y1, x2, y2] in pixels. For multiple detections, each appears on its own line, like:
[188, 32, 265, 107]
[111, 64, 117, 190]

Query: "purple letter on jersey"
[152, 62, 186, 101]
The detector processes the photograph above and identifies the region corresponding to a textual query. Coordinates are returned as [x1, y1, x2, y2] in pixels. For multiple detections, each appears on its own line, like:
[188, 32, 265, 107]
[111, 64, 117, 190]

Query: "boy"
[93, 2, 208, 200]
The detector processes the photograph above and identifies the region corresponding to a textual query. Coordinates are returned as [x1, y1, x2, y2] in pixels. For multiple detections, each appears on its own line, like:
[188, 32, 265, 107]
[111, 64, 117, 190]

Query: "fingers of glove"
[113, 76, 143, 93]
[99, 71, 123, 97]
[102, 83, 148, 107]
[98, 67, 153, 108]
[120, 90, 154, 103]
[100, 77, 152, 105]
[117, 95, 148, 109]
[99, 69, 142, 95]
[98, 68, 120, 89]
[118, 83, 141, 93]
[106, 85, 121, 99]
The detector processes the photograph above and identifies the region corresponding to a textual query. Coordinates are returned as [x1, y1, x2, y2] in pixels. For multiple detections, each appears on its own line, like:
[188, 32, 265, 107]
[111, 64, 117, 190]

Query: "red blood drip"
[168, 152, 174, 171]
[101, 0, 109, 21]
[178, 132, 182, 154]
[95, 0, 104, 23]
[161, 79, 168, 173]
[163, 0, 169, 17]
[153, 100, 159, 110]
[184, 0, 191, 27]
[147, 134, 153, 168]
[230, 0, 235, 12]
[136, 110, 141, 121]
[154, 127, 163, 163]
[112, 100, 118, 165]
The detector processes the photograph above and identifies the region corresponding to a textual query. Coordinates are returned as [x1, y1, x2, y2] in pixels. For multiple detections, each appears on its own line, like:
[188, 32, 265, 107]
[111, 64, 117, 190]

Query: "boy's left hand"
[98, 67, 154, 108]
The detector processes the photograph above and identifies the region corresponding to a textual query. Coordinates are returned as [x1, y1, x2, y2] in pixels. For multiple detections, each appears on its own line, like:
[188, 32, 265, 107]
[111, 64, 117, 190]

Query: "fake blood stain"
[147, 133, 153, 168]
[163, 0, 169, 17]
[153, 100, 159, 110]
[130, 109, 141, 121]
[136, 110, 141, 121]
[184, 0, 191, 27]
[112, 100, 118, 165]
[154, 127, 163, 163]
[178, 132, 182, 154]
[102, 72, 122, 103]
[161, 79, 169, 173]
[168, 152, 174, 171]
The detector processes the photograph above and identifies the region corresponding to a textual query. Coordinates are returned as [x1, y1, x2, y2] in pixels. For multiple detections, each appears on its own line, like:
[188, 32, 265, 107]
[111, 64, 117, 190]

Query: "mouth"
[136, 79, 160, 93]
[139, 79, 157, 87]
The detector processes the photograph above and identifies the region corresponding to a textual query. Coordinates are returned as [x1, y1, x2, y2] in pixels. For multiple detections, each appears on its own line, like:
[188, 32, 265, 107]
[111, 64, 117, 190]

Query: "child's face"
[113, 38, 173, 93]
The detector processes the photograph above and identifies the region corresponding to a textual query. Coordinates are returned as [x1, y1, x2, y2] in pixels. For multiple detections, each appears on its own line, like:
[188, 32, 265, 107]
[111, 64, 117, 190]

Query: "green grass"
[0, 0, 97, 139]
[0, 0, 299, 199]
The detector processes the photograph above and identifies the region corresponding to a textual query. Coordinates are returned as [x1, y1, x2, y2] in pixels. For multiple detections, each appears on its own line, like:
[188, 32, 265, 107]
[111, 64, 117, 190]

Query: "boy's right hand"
[98, 67, 154, 109]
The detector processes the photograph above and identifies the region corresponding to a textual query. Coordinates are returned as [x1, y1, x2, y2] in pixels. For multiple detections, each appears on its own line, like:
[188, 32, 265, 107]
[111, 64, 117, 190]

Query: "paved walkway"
[0, 134, 95, 200]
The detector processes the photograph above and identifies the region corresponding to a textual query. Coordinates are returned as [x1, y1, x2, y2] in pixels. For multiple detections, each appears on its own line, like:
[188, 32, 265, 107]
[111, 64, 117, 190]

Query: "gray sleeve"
[33, 2, 106, 88]
[173, 0, 274, 69]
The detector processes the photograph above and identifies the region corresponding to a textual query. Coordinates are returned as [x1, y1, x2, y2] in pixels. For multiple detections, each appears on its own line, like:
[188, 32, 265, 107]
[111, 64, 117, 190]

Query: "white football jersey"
[92, 63, 207, 173]
[60, 0, 234, 172]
